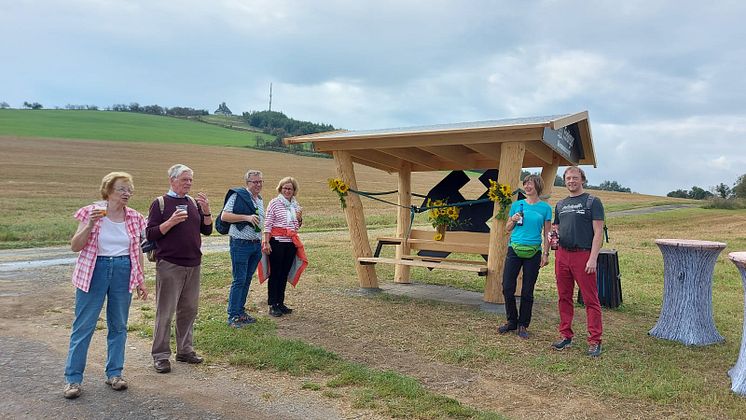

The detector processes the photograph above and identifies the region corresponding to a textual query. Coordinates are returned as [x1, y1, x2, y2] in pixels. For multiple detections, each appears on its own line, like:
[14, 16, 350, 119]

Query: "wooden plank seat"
[362, 229, 491, 275]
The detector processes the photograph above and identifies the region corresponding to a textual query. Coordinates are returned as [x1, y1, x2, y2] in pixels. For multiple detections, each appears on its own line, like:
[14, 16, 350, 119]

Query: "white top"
[97, 217, 130, 256]
[655, 239, 726, 249]
[729, 252, 746, 268]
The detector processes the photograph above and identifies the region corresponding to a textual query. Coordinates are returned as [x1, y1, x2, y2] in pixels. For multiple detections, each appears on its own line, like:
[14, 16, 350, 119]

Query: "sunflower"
[338, 183, 349, 193]
[446, 207, 458, 219]
[434, 232, 443, 241]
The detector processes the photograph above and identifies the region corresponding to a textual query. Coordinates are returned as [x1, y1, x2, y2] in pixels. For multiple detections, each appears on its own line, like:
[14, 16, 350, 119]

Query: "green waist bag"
[510, 243, 541, 259]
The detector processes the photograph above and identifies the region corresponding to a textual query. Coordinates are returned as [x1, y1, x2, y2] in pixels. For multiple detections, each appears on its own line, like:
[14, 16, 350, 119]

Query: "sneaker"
[153, 359, 171, 373]
[279, 304, 293, 315]
[497, 323, 517, 335]
[228, 317, 244, 328]
[63, 383, 82, 399]
[175, 352, 204, 364]
[238, 313, 257, 324]
[105, 376, 128, 391]
[587, 343, 602, 357]
[268, 305, 283, 317]
[551, 337, 573, 351]
[517, 326, 529, 339]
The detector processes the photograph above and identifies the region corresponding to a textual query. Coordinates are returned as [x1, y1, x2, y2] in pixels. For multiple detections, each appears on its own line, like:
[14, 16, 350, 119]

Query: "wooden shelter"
[286, 111, 597, 303]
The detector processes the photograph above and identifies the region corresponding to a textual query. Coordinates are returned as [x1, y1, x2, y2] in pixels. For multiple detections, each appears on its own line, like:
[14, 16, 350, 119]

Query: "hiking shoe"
[105, 376, 128, 391]
[228, 316, 249, 328]
[63, 383, 81, 399]
[517, 326, 529, 339]
[154, 359, 171, 373]
[497, 323, 517, 335]
[175, 352, 203, 364]
[587, 343, 602, 357]
[279, 304, 293, 315]
[238, 313, 257, 324]
[269, 305, 283, 317]
[551, 337, 573, 351]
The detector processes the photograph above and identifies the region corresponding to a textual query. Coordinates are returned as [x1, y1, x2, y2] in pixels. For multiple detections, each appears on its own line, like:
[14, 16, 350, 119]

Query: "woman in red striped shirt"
[262, 176, 305, 317]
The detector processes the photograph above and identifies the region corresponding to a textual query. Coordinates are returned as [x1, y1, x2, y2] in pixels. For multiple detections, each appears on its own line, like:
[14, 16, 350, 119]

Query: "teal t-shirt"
[509, 199, 552, 245]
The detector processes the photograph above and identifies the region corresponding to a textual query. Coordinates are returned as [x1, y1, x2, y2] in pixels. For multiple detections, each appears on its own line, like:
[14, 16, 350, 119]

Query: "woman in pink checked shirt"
[63, 172, 148, 400]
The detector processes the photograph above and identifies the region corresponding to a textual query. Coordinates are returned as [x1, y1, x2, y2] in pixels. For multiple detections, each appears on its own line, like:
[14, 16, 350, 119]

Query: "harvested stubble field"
[4, 135, 746, 418]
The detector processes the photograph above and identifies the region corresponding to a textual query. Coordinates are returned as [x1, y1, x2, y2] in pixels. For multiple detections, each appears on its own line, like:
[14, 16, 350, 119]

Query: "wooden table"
[728, 252, 746, 395]
[649, 239, 726, 346]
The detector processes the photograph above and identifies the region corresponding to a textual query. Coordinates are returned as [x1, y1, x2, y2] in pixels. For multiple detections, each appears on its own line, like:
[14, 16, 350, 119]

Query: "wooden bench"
[359, 229, 491, 275]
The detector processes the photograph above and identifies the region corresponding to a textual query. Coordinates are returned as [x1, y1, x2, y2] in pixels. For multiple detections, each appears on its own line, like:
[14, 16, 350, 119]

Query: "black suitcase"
[578, 249, 622, 308]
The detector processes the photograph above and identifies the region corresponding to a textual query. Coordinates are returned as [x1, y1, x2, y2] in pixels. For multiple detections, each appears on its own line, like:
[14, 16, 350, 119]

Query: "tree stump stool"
[649, 239, 726, 346]
[728, 252, 746, 395]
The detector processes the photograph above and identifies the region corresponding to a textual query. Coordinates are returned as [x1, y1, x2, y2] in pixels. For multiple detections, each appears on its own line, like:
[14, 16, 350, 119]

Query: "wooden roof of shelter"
[285, 111, 596, 173]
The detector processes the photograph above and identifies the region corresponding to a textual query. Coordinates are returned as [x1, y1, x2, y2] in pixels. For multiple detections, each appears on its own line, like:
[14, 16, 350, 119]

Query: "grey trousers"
[151, 259, 201, 361]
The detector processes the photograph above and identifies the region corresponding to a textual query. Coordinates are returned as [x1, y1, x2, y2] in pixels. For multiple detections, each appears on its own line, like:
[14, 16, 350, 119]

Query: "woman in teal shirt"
[498, 175, 552, 339]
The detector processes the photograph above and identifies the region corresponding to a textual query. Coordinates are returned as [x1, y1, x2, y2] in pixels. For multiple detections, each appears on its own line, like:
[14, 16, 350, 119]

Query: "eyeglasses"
[248, 180, 263, 185]
[114, 187, 134, 195]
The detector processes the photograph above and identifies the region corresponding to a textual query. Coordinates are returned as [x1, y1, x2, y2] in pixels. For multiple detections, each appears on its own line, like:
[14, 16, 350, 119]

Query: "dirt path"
[0, 248, 353, 419]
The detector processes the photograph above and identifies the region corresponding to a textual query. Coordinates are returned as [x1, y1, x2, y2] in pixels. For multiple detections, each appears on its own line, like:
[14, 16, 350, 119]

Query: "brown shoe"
[153, 359, 171, 373]
[105, 376, 128, 391]
[175, 352, 204, 364]
[63, 383, 82, 399]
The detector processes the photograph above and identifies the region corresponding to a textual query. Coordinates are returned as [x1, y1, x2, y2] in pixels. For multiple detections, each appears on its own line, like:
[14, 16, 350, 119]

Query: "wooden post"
[540, 154, 560, 199]
[395, 163, 412, 283]
[333, 151, 379, 288]
[485, 142, 525, 303]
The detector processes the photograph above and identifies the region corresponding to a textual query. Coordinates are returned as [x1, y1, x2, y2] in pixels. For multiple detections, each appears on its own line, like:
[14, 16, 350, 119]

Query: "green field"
[0, 109, 275, 146]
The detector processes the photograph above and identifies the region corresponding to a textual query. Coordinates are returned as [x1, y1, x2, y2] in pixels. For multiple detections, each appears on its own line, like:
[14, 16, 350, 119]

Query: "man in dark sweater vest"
[146, 164, 213, 373]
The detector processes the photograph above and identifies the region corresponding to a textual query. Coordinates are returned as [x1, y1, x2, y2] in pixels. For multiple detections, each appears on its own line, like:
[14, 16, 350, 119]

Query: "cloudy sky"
[2, 0, 745, 195]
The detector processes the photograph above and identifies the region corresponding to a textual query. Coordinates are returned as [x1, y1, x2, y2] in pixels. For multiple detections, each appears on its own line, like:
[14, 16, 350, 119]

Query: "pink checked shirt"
[71, 205, 146, 293]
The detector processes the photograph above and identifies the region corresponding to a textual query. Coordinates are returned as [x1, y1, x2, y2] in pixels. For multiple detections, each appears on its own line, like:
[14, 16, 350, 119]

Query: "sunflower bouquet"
[328, 178, 350, 208]
[487, 180, 514, 220]
[426, 198, 462, 240]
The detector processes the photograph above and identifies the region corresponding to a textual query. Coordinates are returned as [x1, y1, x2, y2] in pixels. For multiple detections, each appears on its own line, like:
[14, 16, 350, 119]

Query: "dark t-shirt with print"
[553, 193, 605, 250]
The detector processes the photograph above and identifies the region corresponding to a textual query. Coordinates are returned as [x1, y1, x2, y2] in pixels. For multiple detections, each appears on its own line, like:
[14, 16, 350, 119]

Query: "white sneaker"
[63, 383, 82, 399]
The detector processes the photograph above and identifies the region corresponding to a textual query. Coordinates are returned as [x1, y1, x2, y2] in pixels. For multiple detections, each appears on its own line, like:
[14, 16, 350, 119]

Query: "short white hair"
[168, 164, 193, 179]
[244, 170, 263, 181]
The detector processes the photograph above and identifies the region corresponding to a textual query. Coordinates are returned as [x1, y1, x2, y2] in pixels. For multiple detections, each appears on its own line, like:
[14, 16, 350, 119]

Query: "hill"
[0, 109, 275, 147]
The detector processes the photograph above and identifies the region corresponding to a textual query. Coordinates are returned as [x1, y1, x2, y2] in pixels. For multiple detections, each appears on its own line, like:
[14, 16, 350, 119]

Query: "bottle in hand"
[515, 203, 524, 226]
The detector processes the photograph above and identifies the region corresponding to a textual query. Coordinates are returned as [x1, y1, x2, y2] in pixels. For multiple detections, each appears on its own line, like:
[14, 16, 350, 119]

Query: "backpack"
[142, 195, 198, 262]
[215, 188, 257, 235]
[556, 194, 609, 242]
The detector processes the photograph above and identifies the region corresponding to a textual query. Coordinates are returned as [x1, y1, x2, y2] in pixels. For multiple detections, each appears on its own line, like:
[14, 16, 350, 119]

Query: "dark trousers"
[268, 238, 296, 306]
[502, 247, 541, 328]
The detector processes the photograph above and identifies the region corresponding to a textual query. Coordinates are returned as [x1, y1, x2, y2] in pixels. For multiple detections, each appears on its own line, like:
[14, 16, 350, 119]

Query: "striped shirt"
[264, 196, 302, 242]
[71, 205, 146, 293]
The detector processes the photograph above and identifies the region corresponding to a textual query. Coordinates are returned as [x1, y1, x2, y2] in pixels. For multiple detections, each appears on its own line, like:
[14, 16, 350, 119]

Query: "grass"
[0, 109, 275, 146]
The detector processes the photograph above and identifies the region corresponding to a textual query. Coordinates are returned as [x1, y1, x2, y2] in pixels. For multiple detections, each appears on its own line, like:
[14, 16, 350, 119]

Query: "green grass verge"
[0, 109, 275, 146]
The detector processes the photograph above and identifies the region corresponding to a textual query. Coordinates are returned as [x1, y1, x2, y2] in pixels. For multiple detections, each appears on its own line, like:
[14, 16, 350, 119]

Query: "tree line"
[243, 110, 335, 139]
[667, 174, 746, 200]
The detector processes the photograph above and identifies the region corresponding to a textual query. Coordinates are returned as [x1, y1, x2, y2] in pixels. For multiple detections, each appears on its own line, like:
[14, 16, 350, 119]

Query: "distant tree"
[554, 175, 564, 187]
[215, 102, 232, 115]
[667, 189, 690, 199]
[143, 104, 165, 115]
[128, 102, 141, 113]
[713, 183, 732, 199]
[1, 101, 10, 109]
[243, 110, 335, 137]
[688, 186, 713, 200]
[734, 174, 746, 199]
[597, 180, 632, 193]
[23, 101, 43, 110]
[111, 103, 128, 112]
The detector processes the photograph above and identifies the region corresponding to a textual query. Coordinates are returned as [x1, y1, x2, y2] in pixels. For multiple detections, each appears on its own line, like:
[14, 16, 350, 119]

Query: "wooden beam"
[485, 142, 525, 303]
[349, 150, 402, 172]
[313, 128, 544, 152]
[524, 141, 554, 165]
[333, 151, 379, 288]
[420, 145, 479, 165]
[549, 111, 588, 130]
[395, 163, 412, 283]
[540, 155, 560, 199]
[349, 156, 398, 173]
[378, 147, 443, 170]
[358, 257, 487, 274]
[464, 143, 502, 161]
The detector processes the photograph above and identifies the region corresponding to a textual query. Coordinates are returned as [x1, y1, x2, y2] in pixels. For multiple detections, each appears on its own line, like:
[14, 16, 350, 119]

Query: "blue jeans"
[227, 238, 262, 320]
[64, 256, 132, 384]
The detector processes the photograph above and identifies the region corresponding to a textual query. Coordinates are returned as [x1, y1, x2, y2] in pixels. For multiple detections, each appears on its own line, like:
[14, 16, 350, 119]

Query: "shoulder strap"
[157, 196, 165, 214]
[585, 194, 595, 211]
